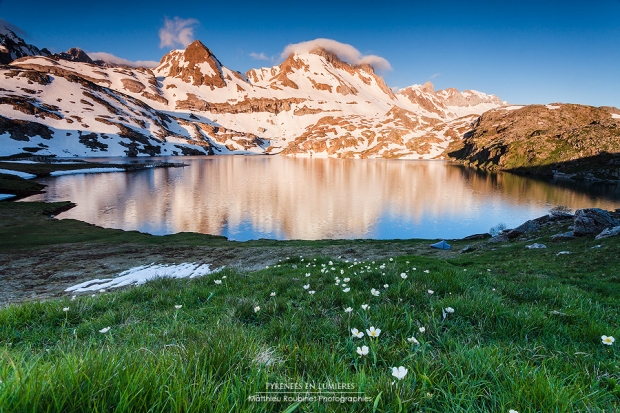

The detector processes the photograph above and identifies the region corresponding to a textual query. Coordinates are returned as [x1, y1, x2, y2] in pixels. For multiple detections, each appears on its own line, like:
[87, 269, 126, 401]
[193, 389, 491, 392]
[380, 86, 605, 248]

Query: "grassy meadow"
[0, 223, 619, 412]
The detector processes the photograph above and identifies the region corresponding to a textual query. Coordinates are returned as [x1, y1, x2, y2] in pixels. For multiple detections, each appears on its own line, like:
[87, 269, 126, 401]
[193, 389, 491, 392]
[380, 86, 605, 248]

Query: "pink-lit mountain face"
[0, 36, 506, 158]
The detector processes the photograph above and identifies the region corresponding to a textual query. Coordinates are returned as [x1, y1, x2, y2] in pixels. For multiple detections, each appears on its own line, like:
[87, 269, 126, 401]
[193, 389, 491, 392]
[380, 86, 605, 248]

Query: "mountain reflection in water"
[24, 156, 620, 240]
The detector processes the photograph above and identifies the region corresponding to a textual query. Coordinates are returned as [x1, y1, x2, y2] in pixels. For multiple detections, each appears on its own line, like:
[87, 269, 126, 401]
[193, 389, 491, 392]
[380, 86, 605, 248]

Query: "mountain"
[446, 104, 620, 181]
[0, 34, 507, 158]
[0, 27, 51, 65]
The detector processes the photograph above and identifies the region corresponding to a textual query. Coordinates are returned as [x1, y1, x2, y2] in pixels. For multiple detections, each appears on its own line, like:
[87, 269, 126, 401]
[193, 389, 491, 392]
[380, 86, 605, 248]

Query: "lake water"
[23, 156, 620, 241]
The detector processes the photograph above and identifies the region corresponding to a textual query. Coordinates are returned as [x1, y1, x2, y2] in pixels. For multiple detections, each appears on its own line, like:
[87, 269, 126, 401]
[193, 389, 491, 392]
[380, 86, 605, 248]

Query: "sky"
[1, 0, 619, 107]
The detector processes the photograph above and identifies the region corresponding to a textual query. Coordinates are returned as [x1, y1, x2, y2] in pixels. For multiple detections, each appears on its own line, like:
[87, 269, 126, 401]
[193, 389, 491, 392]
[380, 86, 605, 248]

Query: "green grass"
[1, 239, 619, 412]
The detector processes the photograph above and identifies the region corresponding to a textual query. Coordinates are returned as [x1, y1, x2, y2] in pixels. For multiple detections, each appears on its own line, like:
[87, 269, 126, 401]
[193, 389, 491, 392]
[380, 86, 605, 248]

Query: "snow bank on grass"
[0, 193, 16, 201]
[0, 169, 37, 179]
[65, 263, 217, 292]
[50, 167, 126, 176]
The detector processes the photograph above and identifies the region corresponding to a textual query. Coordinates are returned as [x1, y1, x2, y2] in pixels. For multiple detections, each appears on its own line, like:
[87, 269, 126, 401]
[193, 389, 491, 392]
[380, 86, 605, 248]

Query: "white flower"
[344, 307, 353, 313]
[419, 327, 426, 333]
[254, 306, 260, 313]
[62, 307, 69, 312]
[371, 288, 380, 296]
[356, 345, 369, 356]
[423, 270, 429, 274]
[174, 305, 182, 309]
[308, 290, 316, 295]
[445, 307, 454, 313]
[427, 289, 434, 295]
[222, 276, 227, 279]
[391, 366, 408, 380]
[340, 269, 344, 274]
[270, 292, 276, 297]
[305, 273, 311, 277]
[214, 279, 222, 284]
[383, 284, 389, 289]
[400, 273, 408, 279]
[99, 327, 111, 333]
[389, 258, 393, 262]
[407, 336, 419, 345]
[329, 261, 333, 265]
[366, 326, 381, 338]
[303, 284, 310, 289]
[99, 289, 106, 293]
[344, 278, 350, 282]
[70, 295, 76, 301]
[343, 288, 351, 293]
[351, 328, 364, 338]
[509, 410, 519, 413]
[602, 335, 615, 345]
[361, 304, 369, 310]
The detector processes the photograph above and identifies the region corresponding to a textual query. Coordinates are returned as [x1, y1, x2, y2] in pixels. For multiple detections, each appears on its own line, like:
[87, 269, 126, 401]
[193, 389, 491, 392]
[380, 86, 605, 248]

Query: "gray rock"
[526, 243, 546, 249]
[460, 245, 477, 253]
[506, 219, 540, 239]
[488, 234, 509, 243]
[548, 211, 574, 221]
[551, 231, 576, 241]
[573, 208, 620, 236]
[595, 226, 620, 240]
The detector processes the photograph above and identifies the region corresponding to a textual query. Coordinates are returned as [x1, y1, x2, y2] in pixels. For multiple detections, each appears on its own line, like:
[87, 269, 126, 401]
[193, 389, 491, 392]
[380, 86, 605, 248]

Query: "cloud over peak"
[87, 52, 159, 68]
[281, 38, 391, 71]
[159, 17, 199, 49]
[249, 52, 270, 61]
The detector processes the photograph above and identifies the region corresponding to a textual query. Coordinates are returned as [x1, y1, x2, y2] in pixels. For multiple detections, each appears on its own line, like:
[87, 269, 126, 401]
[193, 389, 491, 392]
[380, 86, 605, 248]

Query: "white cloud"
[159, 17, 199, 49]
[280, 38, 392, 72]
[249, 52, 269, 61]
[430, 73, 441, 79]
[88, 52, 159, 68]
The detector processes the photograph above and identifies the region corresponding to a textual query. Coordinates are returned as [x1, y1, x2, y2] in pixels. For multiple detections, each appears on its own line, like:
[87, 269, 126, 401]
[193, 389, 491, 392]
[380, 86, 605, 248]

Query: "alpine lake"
[22, 155, 620, 241]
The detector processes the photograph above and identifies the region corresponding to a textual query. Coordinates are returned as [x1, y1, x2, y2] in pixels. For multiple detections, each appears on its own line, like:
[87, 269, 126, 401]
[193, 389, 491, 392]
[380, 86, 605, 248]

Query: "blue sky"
[1, 0, 619, 106]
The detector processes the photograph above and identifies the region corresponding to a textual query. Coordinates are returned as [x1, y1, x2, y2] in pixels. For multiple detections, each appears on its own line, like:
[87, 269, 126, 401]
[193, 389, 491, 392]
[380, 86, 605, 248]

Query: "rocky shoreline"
[483, 207, 620, 245]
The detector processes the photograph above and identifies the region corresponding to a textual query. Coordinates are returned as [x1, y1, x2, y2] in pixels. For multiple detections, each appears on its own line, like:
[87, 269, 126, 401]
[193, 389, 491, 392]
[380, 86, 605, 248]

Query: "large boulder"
[505, 219, 540, 239]
[573, 208, 620, 236]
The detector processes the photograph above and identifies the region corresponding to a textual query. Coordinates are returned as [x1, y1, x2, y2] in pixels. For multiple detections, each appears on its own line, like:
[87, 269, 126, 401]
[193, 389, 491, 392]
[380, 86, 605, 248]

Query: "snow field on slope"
[65, 263, 218, 292]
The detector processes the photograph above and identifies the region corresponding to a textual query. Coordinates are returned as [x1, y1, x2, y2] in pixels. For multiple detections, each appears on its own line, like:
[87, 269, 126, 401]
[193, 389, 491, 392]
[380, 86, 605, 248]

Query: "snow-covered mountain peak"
[155, 40, 228, 89]
[0, 31, 507, 159]
[0, 26, 50, 64]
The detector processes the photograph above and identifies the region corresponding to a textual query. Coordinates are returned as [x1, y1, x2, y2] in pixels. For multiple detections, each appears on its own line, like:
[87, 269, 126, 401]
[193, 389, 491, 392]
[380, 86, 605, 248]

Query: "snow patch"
[546, 105, 560, 110]
[0, 169, 36, 179]
[50, 167, 126, 176]
[501, 105, 525, 111]
[612, 114, 620, 119]
[0, 193, 16, 201]
[65, 263, 218, 292]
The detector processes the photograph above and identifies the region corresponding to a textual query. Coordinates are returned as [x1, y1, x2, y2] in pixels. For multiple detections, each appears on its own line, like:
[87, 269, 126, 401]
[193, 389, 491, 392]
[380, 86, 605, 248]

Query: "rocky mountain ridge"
[2, 32, 506, 158]
[446, 104, 620, 181]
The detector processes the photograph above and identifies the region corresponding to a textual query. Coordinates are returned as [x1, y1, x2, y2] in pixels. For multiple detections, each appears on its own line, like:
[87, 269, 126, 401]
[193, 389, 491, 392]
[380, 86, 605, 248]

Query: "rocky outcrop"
[121, 78, 145, 93]
[573, 208, 620, 236]
[0, 27, 50, 64]
[55, 48, 93, 64]
[0, 114, 54, 141]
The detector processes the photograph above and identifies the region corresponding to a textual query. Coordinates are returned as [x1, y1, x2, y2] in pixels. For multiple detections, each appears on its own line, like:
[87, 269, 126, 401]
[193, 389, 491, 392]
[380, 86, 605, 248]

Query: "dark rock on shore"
[573, 208, 620, 236]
